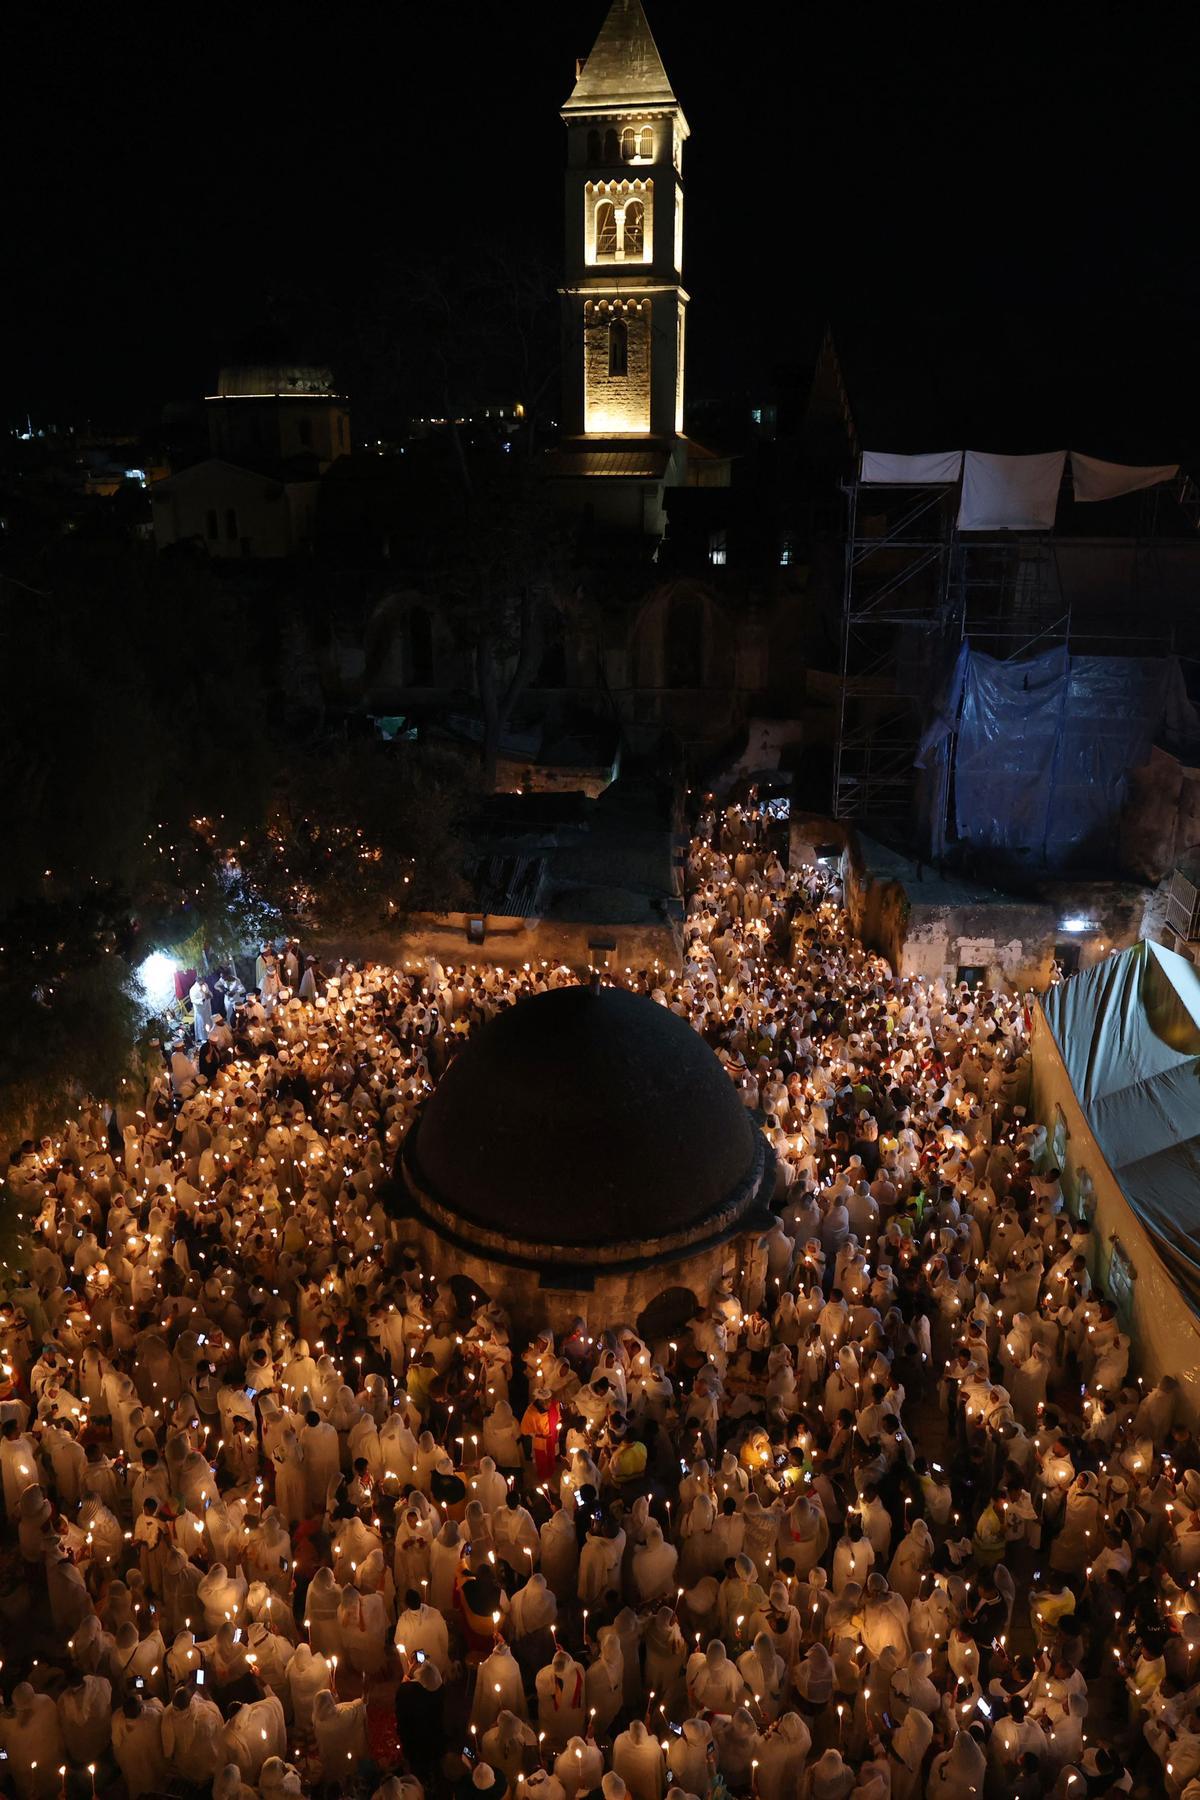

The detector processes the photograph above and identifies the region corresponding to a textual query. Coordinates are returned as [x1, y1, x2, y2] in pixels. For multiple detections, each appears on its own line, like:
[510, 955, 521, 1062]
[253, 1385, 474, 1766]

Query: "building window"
[621, 126, 637, 160]
[603, 127, 619, 161]
[779, 537, 794, 567]
[587, 128, 602, 161]
[608, 317, 628, 377]
[638, 126, 653, 158]
[622, 198, 645, 259]
[298, 417, 312, 447]
[708, 530, 727, 567]
[595, 199, 617, 259]
[224, 508, 238, 541]
[205, 509, 219, 540]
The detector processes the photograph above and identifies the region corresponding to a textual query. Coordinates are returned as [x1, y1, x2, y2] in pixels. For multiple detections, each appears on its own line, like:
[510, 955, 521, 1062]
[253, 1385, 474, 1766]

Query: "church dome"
[399, 985, 768, 1266]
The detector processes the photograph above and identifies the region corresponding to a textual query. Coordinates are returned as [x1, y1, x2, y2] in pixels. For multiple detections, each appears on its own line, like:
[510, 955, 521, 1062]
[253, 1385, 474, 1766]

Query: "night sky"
[11, 3, 1198, 457]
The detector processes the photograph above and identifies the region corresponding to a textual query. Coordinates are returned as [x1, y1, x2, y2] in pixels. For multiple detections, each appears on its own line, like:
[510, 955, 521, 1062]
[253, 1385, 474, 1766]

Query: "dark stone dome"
[400, 985, 767, 1260]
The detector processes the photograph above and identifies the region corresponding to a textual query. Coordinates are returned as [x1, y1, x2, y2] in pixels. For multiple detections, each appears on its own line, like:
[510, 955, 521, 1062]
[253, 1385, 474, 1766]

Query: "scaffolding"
[831, 465, 1180, 842]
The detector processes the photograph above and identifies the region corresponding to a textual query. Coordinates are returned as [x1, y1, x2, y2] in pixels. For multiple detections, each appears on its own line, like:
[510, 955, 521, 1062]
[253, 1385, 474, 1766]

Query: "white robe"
[472, 1646, 528, 1731]
[613, 1720, 668, 1800]
[312, 1691, 369, 1778]
[285, 1645, 331, 1732]
[0, 1691, 66, 1800]
[112, 1700, 169, 1798]
[162, 1694, 227, 1785]
[58, 1675, 113, 1764]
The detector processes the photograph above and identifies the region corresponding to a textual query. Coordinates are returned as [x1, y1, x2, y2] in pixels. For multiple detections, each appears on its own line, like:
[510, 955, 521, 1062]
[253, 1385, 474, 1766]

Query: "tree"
[241, 738, 472, 939]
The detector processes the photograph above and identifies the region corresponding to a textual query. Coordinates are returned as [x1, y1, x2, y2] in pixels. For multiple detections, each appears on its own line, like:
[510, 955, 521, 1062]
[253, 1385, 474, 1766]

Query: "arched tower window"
[666, 595, 703, 687]
[603, 128, 620, 161]
[587, 128, 602, 162]
[608, 316, 628, 378]
[638, 126, 653, 158]
[407, 605, 434, 686]
[621, 126, 637, 160]
[594, 200, 617, 259]
[622, 199, 645, 259]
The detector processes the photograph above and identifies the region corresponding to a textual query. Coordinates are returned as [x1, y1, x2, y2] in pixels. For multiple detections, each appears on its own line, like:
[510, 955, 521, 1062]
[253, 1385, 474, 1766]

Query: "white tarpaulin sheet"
[957, 449, 1066, 531]
[1069, 451, 1179, 502]
[860, 450, 963, 485]
[1041, 941, 1200, 1318]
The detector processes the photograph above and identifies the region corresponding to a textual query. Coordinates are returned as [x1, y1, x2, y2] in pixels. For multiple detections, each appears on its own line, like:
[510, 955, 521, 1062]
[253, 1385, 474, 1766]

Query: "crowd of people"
[0, 797, 1191, 1799]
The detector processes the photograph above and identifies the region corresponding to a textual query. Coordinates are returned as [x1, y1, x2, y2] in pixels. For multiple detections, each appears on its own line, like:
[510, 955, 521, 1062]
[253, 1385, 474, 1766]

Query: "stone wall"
[391, 1209, 749, 1339]
[1121, 747, 1200, 883]
[584, 299, 651, 435]
[313, 910, 681, 977]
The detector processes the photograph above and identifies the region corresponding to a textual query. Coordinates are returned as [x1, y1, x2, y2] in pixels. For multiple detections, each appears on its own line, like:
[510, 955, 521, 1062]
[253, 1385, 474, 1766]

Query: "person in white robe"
[584, 1632, 625, 1737]
[756, 1712, 811, 1800]
[926, 1726, 987, 1797]
[395, 1593, 450, 1673]
[665, 1713, 712, 1800]
[300, 1410, 340, 1514]
[111, 1693, 169, 1798]
[614, 1716, 669, 1800]
[632, 1521, 678, 1604]
[312, 1689, 369, 1776]
[0, 1421, 38, 1518]
[578, 1521, 626, 1605]
[549, 1731, 601, 1800]
[690, 1639, 745, 1713]
[285, 1643, 331, 1733]
[222, 1693, 286, 1784]
[472, 1641, 528, 1732]
[161, 1686, 226, 1787]
[0, 1683, 66, 1800]
[304, 1566, 343, 1655]
[536, 1650, 587, 1750]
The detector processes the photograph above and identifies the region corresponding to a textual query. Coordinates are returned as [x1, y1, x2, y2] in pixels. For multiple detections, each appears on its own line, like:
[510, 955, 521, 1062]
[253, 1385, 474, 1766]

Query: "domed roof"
[400, 985, 766, 1261]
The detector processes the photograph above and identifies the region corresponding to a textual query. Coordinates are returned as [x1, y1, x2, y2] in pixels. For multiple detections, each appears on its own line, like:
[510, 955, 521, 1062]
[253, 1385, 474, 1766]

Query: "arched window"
[622, 198, 645, 259]
[587, 128, 602, 162]
[407, 606, 433, 686]
[666, 595, 703, 687]
[594, 199, 617, 259]
[638, 126, 653, 158]
[603, 128, 619, 162]
[608, 316, 628, 378]
[621, 126, 637, 160]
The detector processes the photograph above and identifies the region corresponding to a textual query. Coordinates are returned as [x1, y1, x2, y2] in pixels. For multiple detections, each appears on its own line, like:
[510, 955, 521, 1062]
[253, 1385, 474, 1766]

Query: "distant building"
[150, 364, 349, 558]
[548, 0, 722, 537]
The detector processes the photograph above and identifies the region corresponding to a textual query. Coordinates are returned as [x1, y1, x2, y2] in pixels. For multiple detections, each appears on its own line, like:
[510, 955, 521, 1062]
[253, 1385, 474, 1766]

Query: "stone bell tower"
[552, 0, 690, 535]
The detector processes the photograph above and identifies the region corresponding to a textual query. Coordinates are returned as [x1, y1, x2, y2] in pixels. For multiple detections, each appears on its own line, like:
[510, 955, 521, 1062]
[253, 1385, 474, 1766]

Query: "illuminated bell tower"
[560, 0, 688, 461]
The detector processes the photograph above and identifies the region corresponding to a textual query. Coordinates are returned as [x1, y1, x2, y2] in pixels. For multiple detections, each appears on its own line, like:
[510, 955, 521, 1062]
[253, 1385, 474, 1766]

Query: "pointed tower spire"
[564, 0, 682, 120]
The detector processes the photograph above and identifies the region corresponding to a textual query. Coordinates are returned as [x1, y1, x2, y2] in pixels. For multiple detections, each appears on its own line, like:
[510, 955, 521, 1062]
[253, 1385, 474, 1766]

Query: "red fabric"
[367, 1692, 401, 1766]
[174, 968, 197, 1001]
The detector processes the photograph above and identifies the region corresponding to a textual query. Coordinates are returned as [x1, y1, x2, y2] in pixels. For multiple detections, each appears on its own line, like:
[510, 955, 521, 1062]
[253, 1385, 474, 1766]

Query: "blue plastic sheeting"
[937, 647, 1193, 869]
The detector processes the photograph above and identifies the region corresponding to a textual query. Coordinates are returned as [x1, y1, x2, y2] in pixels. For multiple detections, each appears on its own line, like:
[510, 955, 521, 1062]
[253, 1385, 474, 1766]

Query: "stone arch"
[603, 127, 620, 162]
[637, 1284, 700, 1346]
[622, 197, 645, 259]
[595, 198, 618, 260]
